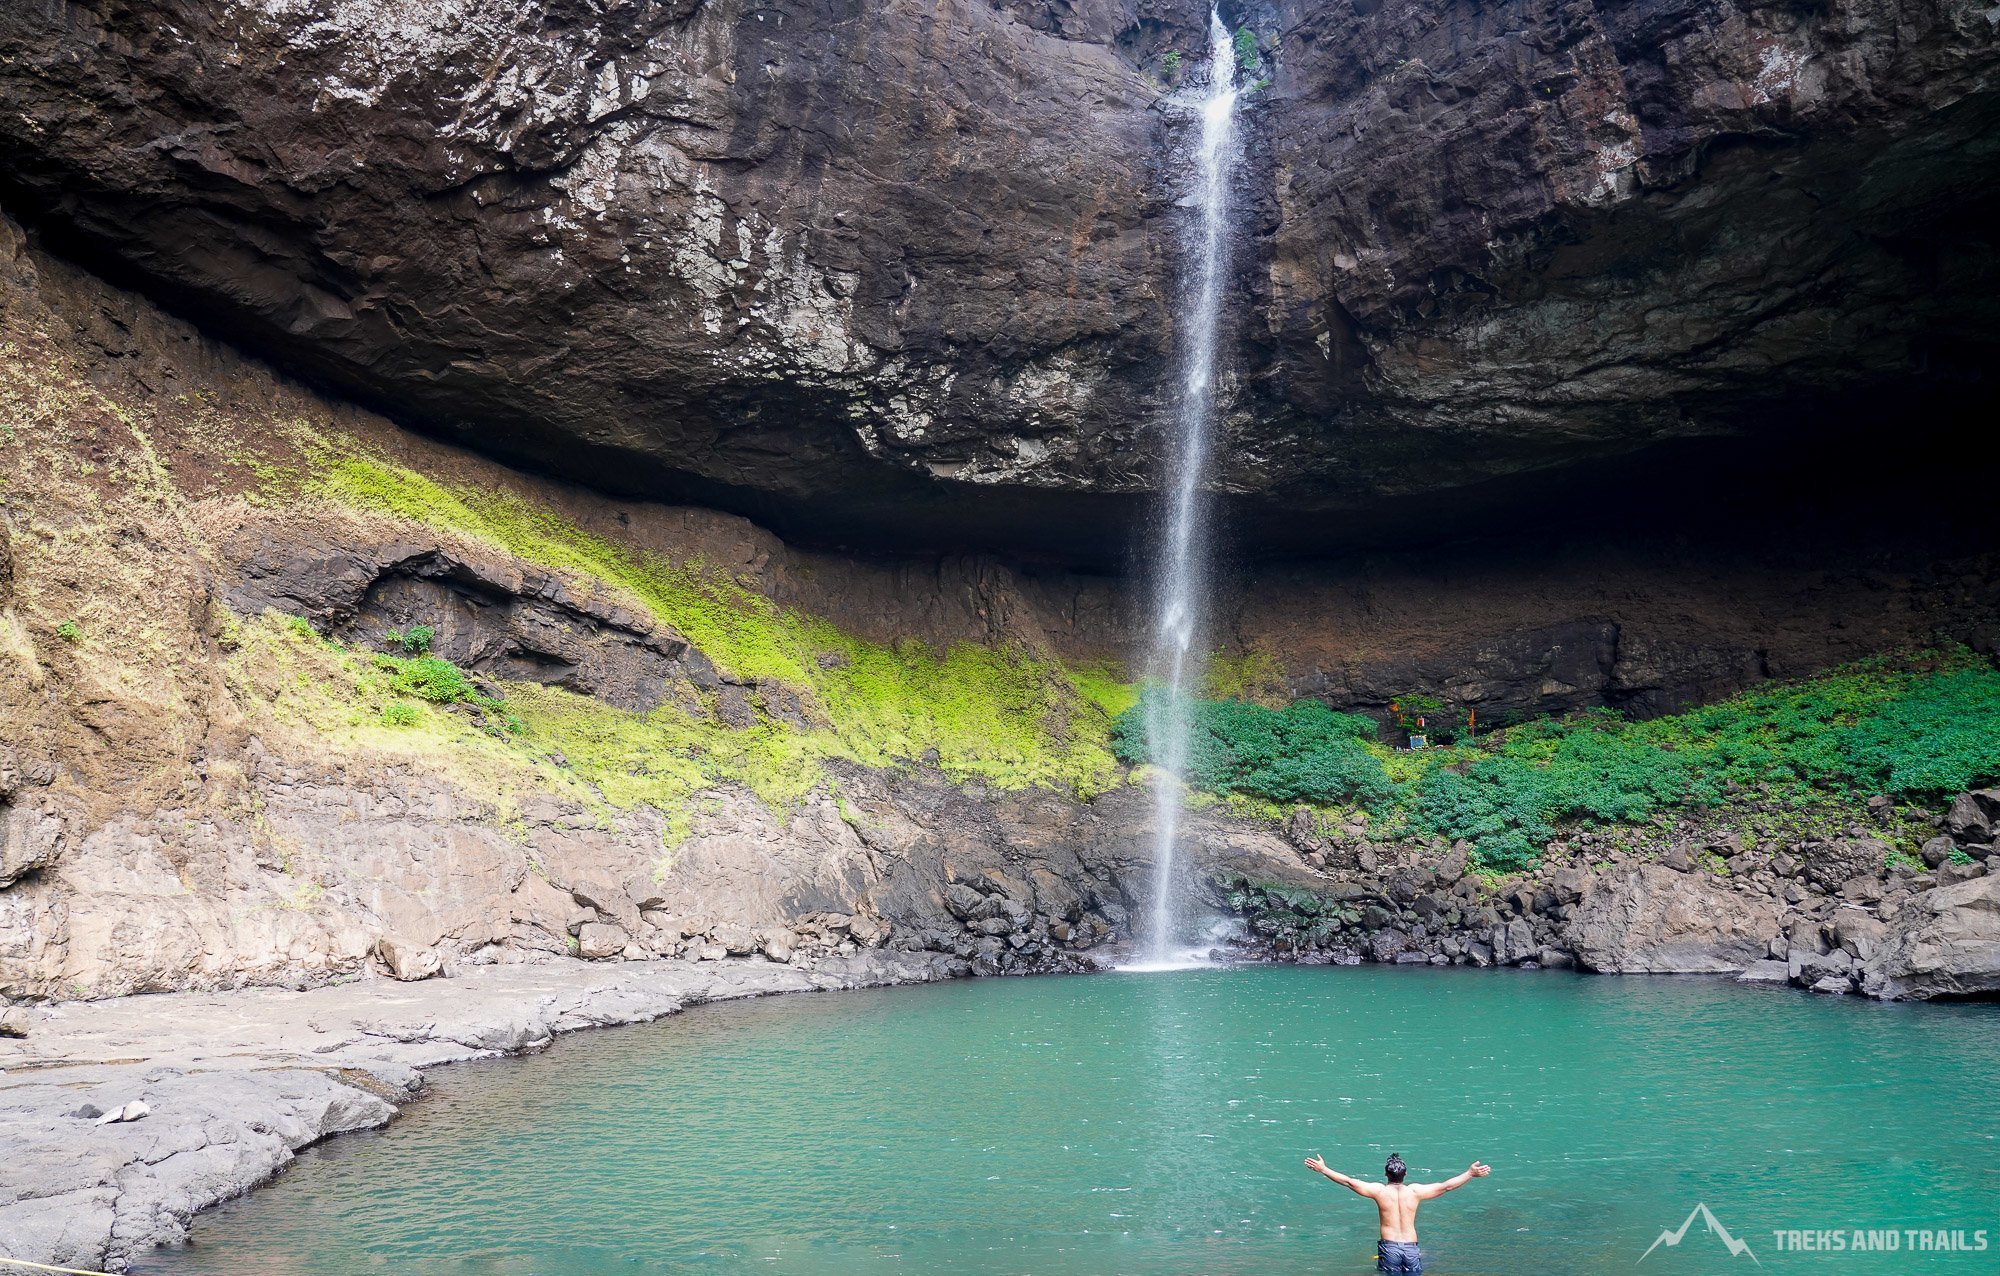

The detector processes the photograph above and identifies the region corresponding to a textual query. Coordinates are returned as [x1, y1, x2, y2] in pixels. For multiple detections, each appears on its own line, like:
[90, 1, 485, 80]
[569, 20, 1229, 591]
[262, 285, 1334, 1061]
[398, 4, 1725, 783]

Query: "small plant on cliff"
[54, 619, 80, 644]
[370, 650, 518, 738]
[380, 701, 420, 727]
[385, 654, 479, 703]
[1162, 49, 1182, 79]
[383, 624, 435, 654]
[1233, 27, 1259, 73]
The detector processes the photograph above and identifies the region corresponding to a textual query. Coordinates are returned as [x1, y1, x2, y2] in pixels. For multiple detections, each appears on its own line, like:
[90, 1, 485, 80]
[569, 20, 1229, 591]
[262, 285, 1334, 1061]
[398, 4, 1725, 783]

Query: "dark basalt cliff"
[2, 0, 1995, 560]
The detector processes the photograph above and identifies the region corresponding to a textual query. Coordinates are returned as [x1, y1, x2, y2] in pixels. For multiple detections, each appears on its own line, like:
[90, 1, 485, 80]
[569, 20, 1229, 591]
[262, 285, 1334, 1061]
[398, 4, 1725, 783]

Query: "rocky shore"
[0, 950, 965, 1273]
[1220, 791, 2000, 1001]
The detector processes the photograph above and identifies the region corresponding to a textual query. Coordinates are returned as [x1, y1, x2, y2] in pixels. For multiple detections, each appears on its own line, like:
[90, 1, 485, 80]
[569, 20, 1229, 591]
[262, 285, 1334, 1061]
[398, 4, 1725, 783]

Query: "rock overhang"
[0, 0, 1995, 566]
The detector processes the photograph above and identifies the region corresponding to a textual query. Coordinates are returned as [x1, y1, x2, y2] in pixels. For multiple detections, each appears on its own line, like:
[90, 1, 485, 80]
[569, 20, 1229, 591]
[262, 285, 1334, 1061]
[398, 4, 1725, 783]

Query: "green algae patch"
[276, 444, 1129, 810]
[1202, 649, 1289, 707]
[226, 615, 556, 816]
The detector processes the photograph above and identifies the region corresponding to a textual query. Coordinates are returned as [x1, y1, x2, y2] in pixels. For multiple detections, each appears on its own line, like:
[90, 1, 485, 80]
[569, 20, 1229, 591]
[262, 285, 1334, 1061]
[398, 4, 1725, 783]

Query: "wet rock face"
[1236, 0, 2000, 540]
[2, 1, 1996, 559]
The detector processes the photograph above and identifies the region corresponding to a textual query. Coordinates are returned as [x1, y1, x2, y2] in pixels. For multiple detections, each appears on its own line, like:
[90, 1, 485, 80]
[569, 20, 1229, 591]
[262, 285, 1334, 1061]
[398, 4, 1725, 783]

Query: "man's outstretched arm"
[1303, 1155, 1379, 1197]
[1413, 1161, 1491, 1200]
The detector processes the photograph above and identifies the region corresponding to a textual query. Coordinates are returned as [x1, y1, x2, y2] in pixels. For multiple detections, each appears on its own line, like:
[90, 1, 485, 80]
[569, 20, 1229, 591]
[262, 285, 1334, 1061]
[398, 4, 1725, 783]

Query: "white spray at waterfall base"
[1127, 9, 1241, 971]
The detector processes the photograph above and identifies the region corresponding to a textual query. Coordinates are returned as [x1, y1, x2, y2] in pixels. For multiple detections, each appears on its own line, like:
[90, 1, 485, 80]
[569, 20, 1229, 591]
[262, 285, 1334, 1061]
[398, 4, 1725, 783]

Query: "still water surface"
[135, 966, 1999, 1274]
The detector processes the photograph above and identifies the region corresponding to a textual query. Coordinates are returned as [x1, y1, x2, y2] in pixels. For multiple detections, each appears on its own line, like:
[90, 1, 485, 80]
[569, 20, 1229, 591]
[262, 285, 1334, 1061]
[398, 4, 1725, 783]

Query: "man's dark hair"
[1385, 1154, 1408, 1183]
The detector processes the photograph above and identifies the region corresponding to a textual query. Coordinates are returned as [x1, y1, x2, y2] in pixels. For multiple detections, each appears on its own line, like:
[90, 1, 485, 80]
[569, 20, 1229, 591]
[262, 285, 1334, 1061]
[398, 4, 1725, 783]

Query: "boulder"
[1840, 875, 1885, 904]
[1563, 864, 1779, 973]
[1706, 831, 1746, 856]
[1547, 865, 1592, 905]
[640, 910, 683, 935]
[710, 924, 759, 956]
[1942, 790, 2000, 844]
[575, 922, 630, 960]
[1437, 845, 1469, 884]
[376, 937, 442, 982]
[849, 914, 892, 947]
[1282, 808, 1325, 855]
[567, 877, 641, 931]
[1791, 947, 1853, 986]
[1830, 911, 1888, 961]
[1784, 920, 1832, 960]
[1937, 861, 1987, 887]
[1802, 840, 1888, 892]
[1369, 930, 1410, 962]
[93, 1100, 151, 1125]
[1861, 875, 2000, 1000]
[1737, 960, 1792, 985]
[942, 883, 985, 922]
[0, 798, 67, 888]
[1490, 918, 1535, 966]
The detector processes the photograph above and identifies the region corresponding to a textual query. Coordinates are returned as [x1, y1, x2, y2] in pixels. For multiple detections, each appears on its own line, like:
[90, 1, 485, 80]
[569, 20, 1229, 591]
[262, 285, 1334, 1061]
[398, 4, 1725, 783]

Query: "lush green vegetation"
[1116, 651, 2000, 872]
[1114, 691, 1393, 807]
[256, 444, 1126, 830]
[251, 436, 2000, 872]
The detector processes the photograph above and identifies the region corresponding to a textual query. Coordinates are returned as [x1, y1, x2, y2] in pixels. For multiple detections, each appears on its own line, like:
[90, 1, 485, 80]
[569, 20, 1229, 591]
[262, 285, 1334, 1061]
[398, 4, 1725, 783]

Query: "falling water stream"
[1135, 9, 1241, 967]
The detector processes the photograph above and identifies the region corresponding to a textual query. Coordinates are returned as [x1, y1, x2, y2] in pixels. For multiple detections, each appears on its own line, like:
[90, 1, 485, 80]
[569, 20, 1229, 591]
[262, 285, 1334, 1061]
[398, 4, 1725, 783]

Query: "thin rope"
[0, 1257, 117, 1275]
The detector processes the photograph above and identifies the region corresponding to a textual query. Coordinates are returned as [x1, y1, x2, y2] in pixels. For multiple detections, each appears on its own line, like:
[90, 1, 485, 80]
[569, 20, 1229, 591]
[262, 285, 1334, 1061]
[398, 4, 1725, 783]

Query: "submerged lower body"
[1378, 1239, 1424, 1273]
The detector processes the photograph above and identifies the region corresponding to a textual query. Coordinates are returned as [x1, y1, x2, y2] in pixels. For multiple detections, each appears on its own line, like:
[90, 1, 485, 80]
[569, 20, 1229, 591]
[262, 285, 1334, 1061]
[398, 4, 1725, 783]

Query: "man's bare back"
[1303, 1153, 1490, 1274]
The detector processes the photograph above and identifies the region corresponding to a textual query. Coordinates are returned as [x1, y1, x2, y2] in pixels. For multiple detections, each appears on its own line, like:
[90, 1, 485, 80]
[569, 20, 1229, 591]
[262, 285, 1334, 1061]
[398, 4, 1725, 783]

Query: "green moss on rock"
[262, 444, 1132, 823]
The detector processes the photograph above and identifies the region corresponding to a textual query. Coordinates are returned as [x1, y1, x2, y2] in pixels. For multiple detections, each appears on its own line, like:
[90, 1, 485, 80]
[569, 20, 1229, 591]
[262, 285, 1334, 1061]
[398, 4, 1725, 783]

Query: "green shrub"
[387, 654, 482, 704]
[54, 620, 80, 644]
[1162, 50, 1182, 78]
[380, 701, 421, 727]
[384, 624, 436, 654]
[1233, 27, 1259, 73]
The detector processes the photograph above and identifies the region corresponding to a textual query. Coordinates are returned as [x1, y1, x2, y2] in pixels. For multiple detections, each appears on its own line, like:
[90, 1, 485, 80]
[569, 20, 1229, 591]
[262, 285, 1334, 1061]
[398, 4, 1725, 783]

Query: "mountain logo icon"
[1640, 1202, 1760, 1264]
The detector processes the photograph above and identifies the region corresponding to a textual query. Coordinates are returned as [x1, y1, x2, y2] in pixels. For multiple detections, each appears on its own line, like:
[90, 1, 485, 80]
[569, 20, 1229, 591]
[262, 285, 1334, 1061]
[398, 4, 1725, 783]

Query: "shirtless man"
[1303, 1151, 1490, 1274]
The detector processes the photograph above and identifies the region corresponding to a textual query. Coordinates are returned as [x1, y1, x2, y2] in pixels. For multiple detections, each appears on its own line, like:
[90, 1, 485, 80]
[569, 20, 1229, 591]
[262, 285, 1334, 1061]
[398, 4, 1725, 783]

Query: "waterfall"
[1134, 8, 1240, 968]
